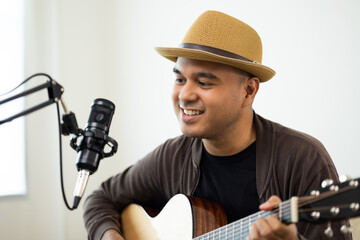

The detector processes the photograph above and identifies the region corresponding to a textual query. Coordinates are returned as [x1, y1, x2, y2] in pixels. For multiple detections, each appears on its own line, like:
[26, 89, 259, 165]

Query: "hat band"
[179, 43, 253, 63]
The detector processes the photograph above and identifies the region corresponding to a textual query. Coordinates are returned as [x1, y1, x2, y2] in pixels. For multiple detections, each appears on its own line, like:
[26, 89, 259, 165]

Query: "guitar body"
[121, 194, 227, 240]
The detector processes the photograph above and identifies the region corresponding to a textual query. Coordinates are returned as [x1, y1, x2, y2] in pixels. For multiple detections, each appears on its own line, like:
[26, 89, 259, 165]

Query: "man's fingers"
[259, 195, 282, 211]
[246, 222, 260, 240]
[255, 217, 282, 239]
[247, 196, 298, 239]
[246, 217, 282, 240]
[246, 217, 297, 240]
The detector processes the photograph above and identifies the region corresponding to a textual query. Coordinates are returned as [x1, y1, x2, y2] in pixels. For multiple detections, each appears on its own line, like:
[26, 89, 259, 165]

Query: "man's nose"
[178, 82, 198, 101]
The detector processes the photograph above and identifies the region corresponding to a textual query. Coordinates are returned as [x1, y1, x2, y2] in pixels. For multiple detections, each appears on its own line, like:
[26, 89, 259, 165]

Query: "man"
[83, 10, 351, 240]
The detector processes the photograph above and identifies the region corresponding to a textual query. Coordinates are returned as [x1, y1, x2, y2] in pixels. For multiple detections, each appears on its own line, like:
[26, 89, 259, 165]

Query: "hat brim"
[155, 47, 275, 82]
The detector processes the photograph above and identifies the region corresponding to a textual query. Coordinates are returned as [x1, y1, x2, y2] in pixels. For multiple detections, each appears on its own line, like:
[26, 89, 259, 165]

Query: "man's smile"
[183, 109, 204, 116]
[180, 108, 205, 124]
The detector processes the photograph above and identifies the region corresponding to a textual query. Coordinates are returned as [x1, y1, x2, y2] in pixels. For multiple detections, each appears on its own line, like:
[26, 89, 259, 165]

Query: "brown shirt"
[83, 113, 351, 240]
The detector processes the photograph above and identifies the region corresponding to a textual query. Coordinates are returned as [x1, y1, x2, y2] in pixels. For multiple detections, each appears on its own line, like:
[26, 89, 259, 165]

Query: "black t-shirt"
[194, 141, 259, 223]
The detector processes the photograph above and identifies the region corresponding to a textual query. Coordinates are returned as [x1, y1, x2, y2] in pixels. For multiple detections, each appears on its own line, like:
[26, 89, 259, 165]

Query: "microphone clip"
[61, 111, 81, 136]
[69, 129, 118, 160]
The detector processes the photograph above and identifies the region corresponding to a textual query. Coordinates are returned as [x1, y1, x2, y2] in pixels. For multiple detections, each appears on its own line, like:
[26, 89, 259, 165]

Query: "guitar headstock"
[298, 177, 360, 222]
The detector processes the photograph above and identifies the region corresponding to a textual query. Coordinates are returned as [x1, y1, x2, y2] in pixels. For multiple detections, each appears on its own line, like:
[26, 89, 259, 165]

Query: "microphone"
[70, 98, 118, 209]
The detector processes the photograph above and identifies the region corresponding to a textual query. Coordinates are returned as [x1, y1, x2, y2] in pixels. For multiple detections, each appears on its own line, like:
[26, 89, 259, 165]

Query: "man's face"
[172, 58, 249, 141]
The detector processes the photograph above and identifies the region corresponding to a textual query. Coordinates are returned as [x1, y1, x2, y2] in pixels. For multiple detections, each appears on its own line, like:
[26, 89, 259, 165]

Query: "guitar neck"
[193, 197, 299, 240]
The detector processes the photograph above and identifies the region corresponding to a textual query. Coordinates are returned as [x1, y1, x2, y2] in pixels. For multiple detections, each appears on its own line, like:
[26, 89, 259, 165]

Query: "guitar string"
[194, 190, 349, 239]
[196, 205, 291, 239]
[298, 203, 353, 213]
[297, 184, 354, 208]
[198, 202, 352, 240]
[194, 200, 292, 239]
[194, 210, 281, 239]
[194, 183, 357, 239]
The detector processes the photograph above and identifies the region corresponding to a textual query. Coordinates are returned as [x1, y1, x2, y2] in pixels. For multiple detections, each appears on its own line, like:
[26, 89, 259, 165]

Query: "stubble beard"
[179, 111, 241, 141]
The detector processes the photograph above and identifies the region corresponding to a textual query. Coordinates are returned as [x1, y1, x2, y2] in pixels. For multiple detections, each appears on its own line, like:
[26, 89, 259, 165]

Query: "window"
[0, 0, 26, 196]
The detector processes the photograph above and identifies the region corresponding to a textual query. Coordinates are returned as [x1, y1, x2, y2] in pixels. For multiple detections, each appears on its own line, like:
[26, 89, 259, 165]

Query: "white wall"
[0, 0, 359, 239]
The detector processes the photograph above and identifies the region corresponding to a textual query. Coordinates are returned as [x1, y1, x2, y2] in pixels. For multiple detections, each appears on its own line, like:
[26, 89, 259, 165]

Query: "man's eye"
[198, 81, 211, 87]
[175, 78, 185, 84]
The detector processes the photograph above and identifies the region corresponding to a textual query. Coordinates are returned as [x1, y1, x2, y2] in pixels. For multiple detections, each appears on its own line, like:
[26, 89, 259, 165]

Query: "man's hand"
[246, 196, 298, 240]
[101, 229, 124, 240]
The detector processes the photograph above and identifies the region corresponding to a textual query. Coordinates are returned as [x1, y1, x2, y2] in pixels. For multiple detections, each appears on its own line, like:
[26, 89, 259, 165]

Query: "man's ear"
[243, 77, 260, 107]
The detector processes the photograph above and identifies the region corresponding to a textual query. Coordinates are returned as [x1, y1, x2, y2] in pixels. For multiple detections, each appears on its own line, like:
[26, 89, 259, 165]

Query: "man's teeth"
[183, 109, 202, 115]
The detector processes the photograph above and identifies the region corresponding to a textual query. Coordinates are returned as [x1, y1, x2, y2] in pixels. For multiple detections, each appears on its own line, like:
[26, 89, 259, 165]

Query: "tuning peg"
[324, 222, 333, 238]
[310, 190, 320, 196]
[311, 211, 320, 220]
[340, 224, 353, 234]
[339, 175, 351, 183]
[330, 207, 340, 216]
[350, 202, 360, 211]
[349, 180, 359, 188]
[321, 179, 334, 188]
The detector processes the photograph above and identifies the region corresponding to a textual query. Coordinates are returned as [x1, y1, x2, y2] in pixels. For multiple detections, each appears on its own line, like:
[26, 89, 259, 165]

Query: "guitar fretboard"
[193, 197, 297, 240]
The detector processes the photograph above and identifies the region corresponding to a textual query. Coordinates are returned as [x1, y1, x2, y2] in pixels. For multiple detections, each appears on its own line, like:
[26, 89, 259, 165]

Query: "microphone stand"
[0, 75, 65, 125]
[1, 73, 82, 210]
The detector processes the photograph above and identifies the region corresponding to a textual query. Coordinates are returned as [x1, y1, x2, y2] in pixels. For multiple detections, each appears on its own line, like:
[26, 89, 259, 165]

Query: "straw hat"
[155, 10, 275, 82]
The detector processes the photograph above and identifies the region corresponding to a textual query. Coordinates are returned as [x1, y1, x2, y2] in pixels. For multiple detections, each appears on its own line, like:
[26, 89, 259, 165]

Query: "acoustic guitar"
[121, 177, 360, 239]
